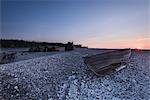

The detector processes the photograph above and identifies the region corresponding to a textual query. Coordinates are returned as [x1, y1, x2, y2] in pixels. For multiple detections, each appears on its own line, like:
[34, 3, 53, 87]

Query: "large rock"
[0, 52, 16, 64]
[28, 46, 59, 52]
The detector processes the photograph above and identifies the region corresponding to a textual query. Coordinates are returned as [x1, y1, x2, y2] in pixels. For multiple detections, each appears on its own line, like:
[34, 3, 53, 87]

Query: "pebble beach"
[0, 49, 150, 100]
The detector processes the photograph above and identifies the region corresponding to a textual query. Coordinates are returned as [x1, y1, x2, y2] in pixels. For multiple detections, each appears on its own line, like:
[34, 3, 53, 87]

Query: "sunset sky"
[1, 0, 150, 49]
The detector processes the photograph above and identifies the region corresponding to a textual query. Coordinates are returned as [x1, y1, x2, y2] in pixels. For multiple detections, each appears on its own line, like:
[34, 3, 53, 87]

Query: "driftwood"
[84, 49, 131, 76]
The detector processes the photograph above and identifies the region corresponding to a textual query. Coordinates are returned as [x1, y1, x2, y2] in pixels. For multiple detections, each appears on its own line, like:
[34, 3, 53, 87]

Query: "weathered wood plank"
[84, 49, 131, 63]
[84, 49, 131, 76]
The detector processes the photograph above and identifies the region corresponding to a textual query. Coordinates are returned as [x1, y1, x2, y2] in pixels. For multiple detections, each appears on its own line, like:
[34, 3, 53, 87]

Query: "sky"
[1, 0, 150, 49]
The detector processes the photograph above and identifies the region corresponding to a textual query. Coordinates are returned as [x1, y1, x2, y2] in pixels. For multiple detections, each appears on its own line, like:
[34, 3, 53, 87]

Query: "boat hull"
[84, 49, 131, 75]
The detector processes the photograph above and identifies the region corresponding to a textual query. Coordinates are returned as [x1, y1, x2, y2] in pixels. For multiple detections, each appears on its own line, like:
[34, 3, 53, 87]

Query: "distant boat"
[84, 49, 131, 76]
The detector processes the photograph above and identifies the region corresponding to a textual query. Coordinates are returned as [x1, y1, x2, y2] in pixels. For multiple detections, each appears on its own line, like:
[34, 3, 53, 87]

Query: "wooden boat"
[84, 49, 131, 76]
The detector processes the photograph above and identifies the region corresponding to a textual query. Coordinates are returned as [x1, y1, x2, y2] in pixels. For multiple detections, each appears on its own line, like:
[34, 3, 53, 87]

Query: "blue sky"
[1, 0, 150, 48]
